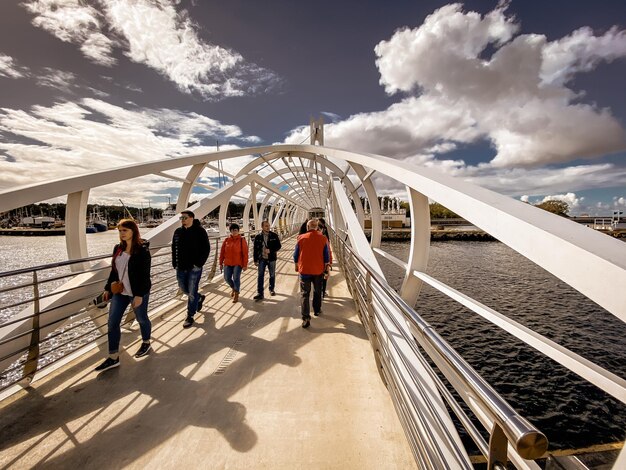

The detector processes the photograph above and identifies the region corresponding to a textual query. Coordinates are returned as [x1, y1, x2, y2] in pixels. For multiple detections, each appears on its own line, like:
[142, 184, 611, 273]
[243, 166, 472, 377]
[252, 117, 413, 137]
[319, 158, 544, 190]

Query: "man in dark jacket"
[253, 220, 282, 300]
[172, 210, 210, 328]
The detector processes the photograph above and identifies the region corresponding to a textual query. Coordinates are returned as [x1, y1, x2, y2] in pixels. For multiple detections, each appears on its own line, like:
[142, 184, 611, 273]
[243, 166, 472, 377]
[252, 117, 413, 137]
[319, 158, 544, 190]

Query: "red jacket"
[294, 230, 329, 275]
[220, 235, 249, 269]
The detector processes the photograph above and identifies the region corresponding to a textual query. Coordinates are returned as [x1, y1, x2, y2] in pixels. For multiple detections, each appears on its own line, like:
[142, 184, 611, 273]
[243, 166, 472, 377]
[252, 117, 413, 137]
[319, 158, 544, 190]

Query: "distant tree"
[429, 203, 459, 219]
[535, 200, 569, 217]
[400, 201, 411, 218]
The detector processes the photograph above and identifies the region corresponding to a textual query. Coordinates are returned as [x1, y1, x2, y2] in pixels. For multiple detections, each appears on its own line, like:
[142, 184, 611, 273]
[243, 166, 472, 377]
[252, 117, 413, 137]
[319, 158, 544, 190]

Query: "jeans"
[177, 267, 203, 316]
[224, 265, 242, 292]
[108, 293, 151, 355]
[257, 259, 276, 294]
[300, 274, 323, 319]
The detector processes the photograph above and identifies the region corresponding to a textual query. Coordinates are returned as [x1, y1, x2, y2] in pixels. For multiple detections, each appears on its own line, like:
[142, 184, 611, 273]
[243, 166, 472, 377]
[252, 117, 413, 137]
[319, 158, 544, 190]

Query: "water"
[0, 235, 624, 451]
[0, 231, 120, 272]
[377, 240, 626, 451]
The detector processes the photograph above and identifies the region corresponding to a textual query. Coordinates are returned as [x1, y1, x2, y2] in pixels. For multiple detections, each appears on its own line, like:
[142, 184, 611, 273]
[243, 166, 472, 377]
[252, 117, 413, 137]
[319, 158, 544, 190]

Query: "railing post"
[20, 271, 41, 387]
[365, 271, 387, 387]
[206, 237, 220, 282]
[487, 423, 508, 470]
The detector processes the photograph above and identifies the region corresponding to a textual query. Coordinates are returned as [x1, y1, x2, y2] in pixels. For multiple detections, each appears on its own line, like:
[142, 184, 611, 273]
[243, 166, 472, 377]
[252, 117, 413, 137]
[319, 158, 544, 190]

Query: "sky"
[0, 0, 625, 216]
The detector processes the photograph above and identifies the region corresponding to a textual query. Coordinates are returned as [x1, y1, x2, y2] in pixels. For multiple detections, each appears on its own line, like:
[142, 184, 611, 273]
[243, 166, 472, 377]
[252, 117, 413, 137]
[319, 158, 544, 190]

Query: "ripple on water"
[377, 240, 626, 450]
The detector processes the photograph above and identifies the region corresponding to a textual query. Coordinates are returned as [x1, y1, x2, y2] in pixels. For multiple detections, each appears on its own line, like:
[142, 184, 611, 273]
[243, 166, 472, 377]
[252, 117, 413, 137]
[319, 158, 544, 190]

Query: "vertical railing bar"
[19, 270, 41, 387]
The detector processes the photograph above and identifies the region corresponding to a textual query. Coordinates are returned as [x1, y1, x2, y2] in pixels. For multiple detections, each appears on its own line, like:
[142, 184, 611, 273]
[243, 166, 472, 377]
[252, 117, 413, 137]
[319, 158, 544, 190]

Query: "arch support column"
[251, 182, 259, 230]
[176, 163, 206, 213]
[65, 190, 90, 272]
[351, 163, 381, 248]
[399, 187, 430, 306]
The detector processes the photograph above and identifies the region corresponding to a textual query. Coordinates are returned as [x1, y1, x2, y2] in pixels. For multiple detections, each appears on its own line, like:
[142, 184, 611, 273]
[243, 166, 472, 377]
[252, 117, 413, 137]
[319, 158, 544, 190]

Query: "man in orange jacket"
[294, 218, 330, 328]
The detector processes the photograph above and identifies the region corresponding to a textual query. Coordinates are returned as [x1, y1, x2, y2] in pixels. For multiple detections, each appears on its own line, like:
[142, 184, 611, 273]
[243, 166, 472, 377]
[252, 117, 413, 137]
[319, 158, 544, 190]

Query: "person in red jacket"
[294, 218, 330, 328]
[219, 223, 248, 303]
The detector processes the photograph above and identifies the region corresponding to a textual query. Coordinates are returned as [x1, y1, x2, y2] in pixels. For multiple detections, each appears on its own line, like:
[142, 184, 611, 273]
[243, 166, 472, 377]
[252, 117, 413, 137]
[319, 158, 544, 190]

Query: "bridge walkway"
[0, 237, 415, 469]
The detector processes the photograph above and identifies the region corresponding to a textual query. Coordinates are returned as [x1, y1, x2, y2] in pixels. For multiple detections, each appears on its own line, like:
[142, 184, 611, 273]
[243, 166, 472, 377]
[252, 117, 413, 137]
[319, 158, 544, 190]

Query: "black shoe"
[270, 290, 276, 296]
[197, 294, 206, 312]
[314, 310, 321, 316]
[95, 357, 119, 371]
[302, 318, 310, 328]
[253, 294, 264, 301]
[134, 342, 151, 358]
[322, 291, 327, 298]
[183, 316, 194, 328]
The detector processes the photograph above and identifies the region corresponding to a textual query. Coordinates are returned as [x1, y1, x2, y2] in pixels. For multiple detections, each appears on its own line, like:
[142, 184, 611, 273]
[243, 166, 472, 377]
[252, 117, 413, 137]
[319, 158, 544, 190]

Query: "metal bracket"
[488, 423, 508, 470]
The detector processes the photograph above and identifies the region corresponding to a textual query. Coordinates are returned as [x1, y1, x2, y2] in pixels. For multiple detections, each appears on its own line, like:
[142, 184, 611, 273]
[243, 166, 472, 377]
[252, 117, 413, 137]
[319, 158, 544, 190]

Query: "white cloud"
[360, 2, 626, 168]
[36, 68, 78, 93]
[540, 192, 583, 210]
[460, 162, 626, 198]
[0, 99, 260, 204]
[320, 112, 341, 122]
[22, 0, 281, 100]
[375, 3, 519, 95]
[0, 54, 25, 78]
[520, 195, 529, 203]
[541, 26, 626, 86]
[23, 0, 117, 66]
[614, 197, 626, 207]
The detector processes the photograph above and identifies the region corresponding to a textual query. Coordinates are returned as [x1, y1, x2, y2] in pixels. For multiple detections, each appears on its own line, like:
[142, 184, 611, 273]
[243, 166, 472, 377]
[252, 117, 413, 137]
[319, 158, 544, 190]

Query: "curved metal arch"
[2, 143, 624, 319]
[237, 154, 366, 229]
[268, 168, 330, 207]
[234, 151, 341, 190]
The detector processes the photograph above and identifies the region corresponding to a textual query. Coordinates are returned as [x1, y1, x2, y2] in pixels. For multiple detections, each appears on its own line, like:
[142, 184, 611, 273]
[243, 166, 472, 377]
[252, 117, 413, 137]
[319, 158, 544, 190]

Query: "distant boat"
[89, 207, 108, 232]
[86, 224, 98, 234]
[162, 206, 177, 220]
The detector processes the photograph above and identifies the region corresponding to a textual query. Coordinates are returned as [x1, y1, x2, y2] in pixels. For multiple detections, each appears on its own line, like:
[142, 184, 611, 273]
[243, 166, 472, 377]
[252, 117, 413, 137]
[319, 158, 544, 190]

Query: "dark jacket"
[105, 241, 152, 297]
[253, 230, 282, 262]
[172, 219, 211, 270]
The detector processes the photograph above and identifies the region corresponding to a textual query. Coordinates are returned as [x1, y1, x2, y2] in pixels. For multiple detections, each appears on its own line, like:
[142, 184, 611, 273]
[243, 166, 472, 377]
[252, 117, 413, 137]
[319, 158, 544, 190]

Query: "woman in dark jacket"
[95, 219, 152, 372]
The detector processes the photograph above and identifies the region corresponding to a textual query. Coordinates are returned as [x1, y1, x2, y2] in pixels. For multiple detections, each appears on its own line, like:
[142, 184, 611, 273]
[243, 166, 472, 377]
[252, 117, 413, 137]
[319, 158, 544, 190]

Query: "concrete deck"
[0, 237, 415, 469]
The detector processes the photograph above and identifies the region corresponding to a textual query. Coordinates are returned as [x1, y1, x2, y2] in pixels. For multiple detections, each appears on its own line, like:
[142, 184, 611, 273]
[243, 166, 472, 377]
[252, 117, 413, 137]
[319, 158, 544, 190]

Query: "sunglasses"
[179, 216, 189, 220]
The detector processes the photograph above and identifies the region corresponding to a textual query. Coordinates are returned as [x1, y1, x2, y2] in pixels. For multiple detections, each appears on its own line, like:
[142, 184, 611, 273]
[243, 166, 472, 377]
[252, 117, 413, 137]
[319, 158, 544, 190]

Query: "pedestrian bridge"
[0, 122, 625, 469]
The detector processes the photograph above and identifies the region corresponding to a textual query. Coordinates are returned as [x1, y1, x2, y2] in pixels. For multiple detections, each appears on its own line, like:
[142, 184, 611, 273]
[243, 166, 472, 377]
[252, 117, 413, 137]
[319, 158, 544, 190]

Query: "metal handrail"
[330, 228, 548, 466]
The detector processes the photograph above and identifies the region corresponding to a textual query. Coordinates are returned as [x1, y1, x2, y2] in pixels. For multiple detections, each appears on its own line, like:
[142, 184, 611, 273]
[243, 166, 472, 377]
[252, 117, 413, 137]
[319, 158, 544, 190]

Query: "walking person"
[95, 219, 152, 371]
[253, 220, 282, 300]
[220, 223, 248, 303]
[172, 210, 210, 328]
[294, 218, 330, 328]
[318, 218, 332, 298]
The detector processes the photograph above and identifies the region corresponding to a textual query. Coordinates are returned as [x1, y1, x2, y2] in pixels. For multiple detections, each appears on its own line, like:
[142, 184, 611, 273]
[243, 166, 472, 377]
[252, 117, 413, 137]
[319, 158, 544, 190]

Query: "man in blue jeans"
[172, 210, 210, 328]
[253, 220, 282, 300]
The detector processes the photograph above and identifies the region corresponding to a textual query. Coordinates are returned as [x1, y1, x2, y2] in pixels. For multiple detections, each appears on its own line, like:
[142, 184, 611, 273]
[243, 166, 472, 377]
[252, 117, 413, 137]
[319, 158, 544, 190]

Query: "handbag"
[110, 281, 124, 294]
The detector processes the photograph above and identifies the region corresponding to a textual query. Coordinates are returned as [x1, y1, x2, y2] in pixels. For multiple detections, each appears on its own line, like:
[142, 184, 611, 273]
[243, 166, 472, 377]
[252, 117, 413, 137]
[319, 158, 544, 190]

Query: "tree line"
[1, 201, 252, 224]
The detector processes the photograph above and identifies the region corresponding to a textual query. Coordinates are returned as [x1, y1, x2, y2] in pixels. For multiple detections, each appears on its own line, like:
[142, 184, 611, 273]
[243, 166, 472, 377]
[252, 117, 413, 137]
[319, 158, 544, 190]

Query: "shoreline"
[365, 228, 496, 241]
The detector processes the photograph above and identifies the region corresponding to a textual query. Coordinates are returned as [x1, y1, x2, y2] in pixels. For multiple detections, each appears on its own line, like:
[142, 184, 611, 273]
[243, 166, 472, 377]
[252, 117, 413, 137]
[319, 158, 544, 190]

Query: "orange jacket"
[220, 235, 249, 269]
[294, 230, 329, 275]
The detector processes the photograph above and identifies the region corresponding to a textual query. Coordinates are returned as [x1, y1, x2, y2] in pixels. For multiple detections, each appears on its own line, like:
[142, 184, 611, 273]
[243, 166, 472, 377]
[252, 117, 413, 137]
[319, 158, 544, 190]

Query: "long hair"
[117, 218, 143, 254]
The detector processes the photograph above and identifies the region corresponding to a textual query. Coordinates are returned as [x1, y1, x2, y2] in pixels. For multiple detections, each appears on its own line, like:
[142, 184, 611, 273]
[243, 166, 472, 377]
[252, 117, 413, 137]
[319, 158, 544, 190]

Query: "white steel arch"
[1, 143, 625, 320]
